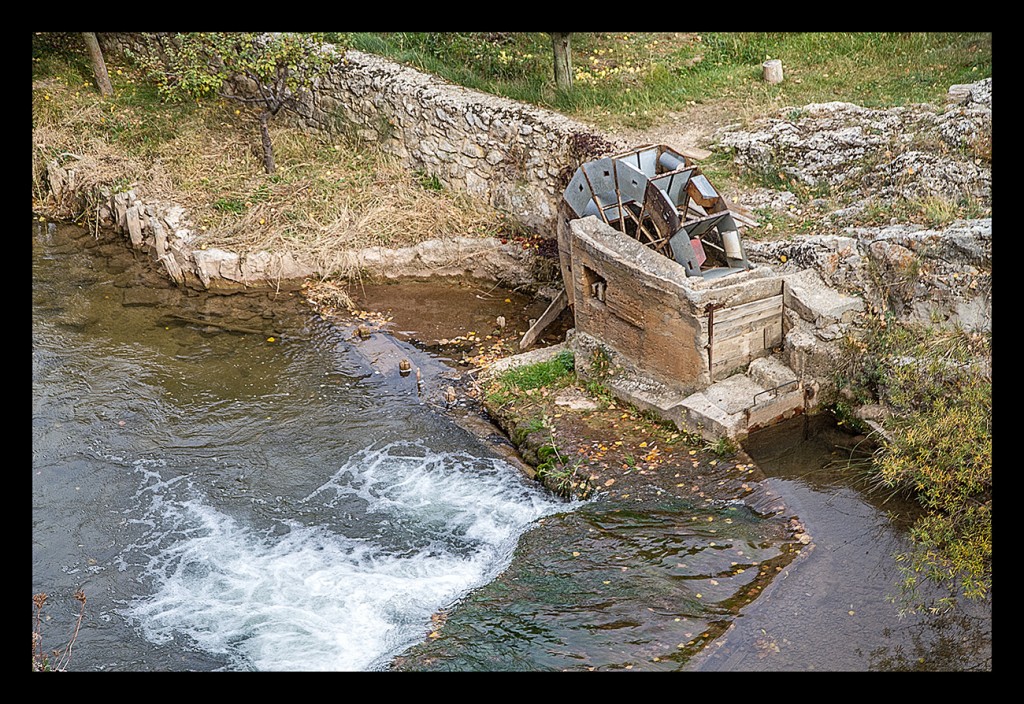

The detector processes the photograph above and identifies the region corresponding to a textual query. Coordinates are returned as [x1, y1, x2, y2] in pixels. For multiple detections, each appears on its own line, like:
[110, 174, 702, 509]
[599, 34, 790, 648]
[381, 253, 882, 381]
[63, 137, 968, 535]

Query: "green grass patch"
[349, 32, 990, 128]
[484, 349, 575, 408]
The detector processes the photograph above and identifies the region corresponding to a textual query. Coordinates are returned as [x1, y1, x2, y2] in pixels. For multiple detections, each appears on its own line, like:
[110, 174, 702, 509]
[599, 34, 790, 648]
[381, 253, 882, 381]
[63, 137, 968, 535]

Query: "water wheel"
[558, 144, 752, 283]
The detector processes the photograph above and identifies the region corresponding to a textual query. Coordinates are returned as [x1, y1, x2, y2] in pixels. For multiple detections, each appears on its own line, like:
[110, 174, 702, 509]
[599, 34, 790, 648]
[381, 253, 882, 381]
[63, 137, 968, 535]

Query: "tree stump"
[762, 59, 784, 84]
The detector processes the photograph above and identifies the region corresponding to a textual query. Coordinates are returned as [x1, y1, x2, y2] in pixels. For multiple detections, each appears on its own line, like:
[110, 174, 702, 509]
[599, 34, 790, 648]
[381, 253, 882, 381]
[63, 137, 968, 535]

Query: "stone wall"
[97, 33, 617, 238]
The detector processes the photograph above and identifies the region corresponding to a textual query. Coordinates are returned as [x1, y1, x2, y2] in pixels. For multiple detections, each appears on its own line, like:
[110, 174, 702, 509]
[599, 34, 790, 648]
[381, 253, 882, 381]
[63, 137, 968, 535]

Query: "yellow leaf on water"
[572, 551, 581, 557]
[267, 337, 276, 342]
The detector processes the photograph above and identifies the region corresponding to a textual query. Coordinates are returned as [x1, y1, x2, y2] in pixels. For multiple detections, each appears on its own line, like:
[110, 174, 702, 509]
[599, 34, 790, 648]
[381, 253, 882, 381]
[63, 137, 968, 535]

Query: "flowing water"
[32, 220, 991, 672]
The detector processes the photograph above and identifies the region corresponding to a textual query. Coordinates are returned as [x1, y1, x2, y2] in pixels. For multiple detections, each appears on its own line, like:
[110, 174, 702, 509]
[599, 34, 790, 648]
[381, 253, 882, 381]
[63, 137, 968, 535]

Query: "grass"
[484, 348, 576, 408]
[346, 32, 991, 235]
[32, 33, 516, 274]
[348, 32, 991, 129]
[32, 591, 86, 672]
[33, 32, 991, 255]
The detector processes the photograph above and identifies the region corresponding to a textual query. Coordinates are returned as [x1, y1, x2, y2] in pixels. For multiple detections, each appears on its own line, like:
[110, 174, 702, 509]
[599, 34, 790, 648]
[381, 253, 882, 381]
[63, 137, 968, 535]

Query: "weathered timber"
[519, 288, 568, 350]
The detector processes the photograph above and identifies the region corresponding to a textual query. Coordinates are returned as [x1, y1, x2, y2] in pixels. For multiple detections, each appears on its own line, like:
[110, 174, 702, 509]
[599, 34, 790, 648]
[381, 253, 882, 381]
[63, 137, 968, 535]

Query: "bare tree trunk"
[259, 111, 276, 174]
[551, 32, 573, 93]
[82, 33, 113, 97]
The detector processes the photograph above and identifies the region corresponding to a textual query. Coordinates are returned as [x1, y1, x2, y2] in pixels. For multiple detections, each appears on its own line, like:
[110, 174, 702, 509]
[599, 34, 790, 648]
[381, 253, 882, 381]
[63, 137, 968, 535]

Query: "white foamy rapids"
[121, 442, 572, 671]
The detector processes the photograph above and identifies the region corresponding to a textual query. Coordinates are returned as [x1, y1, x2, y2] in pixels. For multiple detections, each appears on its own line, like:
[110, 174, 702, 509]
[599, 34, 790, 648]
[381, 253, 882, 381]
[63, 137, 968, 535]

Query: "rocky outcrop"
[716, 79, 991, 334]
[716, 78, 992, 220]
[744, 219, 991, 332]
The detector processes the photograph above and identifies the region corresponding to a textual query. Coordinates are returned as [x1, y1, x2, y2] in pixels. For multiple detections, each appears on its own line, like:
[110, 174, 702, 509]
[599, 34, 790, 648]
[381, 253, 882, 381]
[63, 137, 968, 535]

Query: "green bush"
[834, 319, 991, 610]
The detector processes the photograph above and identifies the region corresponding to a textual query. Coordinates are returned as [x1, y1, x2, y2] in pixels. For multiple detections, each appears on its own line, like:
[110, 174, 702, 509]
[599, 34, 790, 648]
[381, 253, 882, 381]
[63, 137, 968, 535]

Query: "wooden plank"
[714, 317, 780, 343]
[715, 295, 784, 320]
[708, 295, 784, 380]
[519, 288, 568, 350]
[713, 329, 765, 362]
[762, 317, 783, 348]
[714, 306, 783, 336]
[712, 296, 783, 339]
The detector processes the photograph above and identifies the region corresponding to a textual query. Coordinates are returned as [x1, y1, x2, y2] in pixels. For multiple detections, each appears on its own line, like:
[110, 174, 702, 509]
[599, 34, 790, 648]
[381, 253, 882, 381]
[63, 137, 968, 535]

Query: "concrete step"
[674, 356, 805, 443]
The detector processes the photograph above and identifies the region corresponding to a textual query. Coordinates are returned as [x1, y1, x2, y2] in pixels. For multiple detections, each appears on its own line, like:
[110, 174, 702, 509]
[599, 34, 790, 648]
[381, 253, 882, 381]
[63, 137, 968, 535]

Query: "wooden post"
[82, 33, 114, 97]
[762, 59, 783, 84]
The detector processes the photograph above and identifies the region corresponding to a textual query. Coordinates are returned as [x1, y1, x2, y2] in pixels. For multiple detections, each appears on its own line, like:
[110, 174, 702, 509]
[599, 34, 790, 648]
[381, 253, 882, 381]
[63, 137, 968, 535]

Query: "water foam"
[121, 442, 571, 671]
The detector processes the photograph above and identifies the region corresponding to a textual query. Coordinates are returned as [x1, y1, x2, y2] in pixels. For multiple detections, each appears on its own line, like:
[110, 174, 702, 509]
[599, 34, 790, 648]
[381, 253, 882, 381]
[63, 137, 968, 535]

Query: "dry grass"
[32, 72, 514, 265]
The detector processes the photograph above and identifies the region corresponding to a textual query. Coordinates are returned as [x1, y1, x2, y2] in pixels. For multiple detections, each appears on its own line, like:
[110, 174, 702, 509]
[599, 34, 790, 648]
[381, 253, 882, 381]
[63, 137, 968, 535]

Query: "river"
[31, 219, 991, 672]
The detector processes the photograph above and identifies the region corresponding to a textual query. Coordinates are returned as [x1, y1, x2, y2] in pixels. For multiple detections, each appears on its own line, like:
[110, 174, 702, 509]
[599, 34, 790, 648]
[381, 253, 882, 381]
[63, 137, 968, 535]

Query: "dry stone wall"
[97, 34, 616, 237]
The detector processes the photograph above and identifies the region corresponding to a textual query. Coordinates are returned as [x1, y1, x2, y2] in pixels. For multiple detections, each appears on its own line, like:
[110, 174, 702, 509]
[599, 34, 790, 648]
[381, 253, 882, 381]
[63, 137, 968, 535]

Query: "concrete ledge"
[783, 269, 864, 325]
[747, 388, 805, 430]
